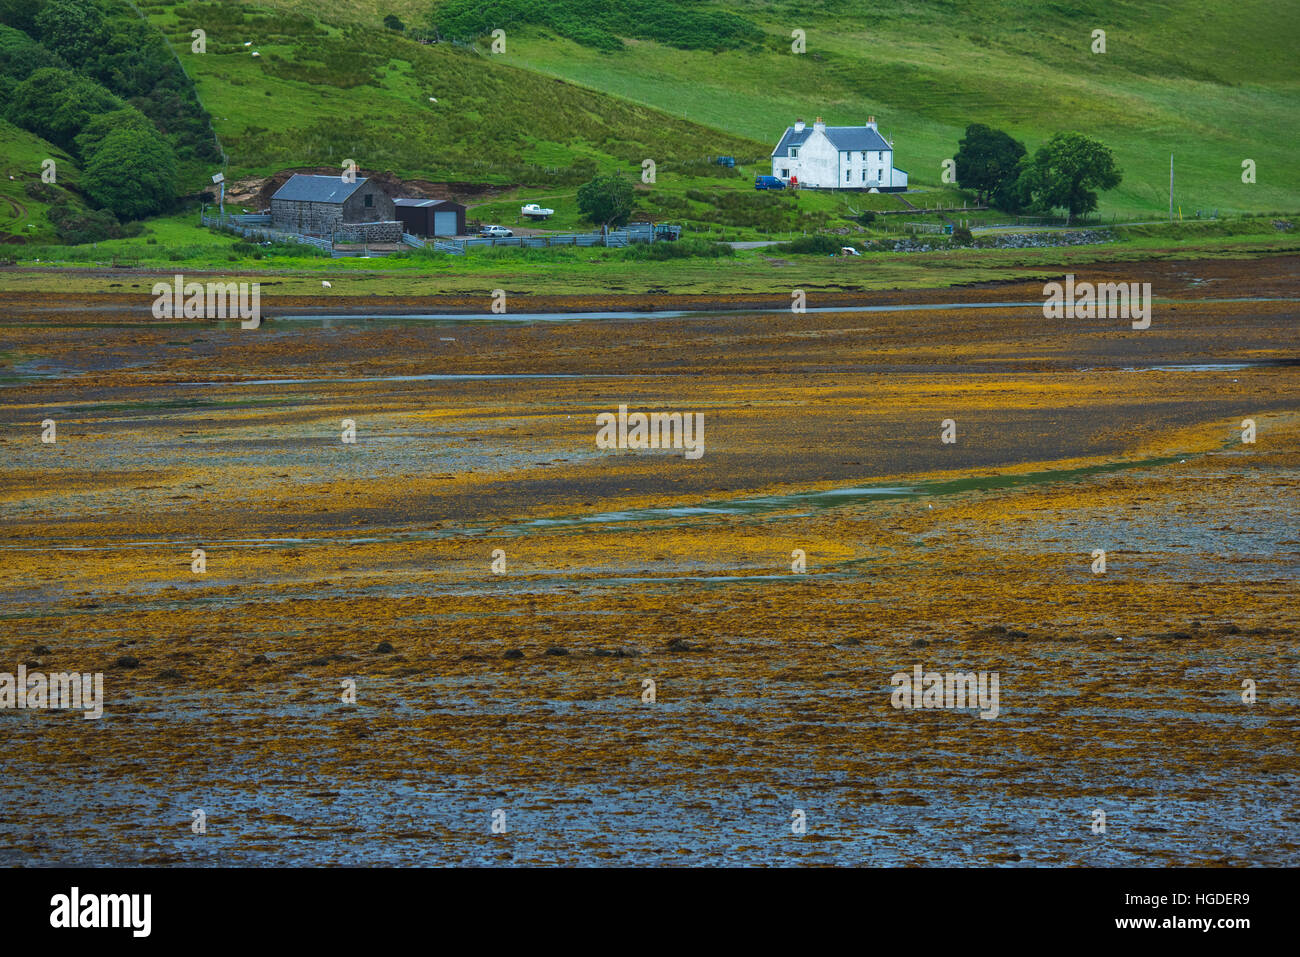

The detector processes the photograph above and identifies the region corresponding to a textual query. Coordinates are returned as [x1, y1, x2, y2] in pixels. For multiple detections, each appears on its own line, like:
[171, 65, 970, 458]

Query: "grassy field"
[3, 217, 1295, 298]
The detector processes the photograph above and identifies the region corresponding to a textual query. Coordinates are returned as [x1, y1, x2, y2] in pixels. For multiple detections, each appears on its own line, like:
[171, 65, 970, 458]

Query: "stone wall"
[342, 187, 397, 224]
[334, 220, 403, 243]
[271, 187, 399, 239]
[270, 199, 343, 236]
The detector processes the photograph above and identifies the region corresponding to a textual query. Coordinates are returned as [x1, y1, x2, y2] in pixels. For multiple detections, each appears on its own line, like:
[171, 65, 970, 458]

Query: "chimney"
[813, 116, 825, 132]
[793, 118, 805, 132]
[866, 115, 877, 130]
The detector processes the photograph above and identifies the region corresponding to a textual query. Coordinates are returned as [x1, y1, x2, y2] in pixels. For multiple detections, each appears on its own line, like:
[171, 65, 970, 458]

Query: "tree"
[992, 155, 1035, 213]
[383, 14, 405, 31]
[34, 0, 104, 65]
[0, 24, 65, 82]
[954, 123, 1026, 206]
[74, 107, 154, 158]
[577, 172, 636, 228]
[80, 127, 177, 220]
[5, 67, 121, 152]
[0, 0, 47, 34]
[1018, 132, 1122, 223]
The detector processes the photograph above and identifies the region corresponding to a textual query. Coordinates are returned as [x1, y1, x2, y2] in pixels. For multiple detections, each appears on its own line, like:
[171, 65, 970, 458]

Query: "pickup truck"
[520, 203, 554, 220]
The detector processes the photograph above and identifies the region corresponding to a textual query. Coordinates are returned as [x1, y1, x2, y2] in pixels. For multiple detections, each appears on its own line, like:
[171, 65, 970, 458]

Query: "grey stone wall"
[342, 187, 396, 224]
[271, 199, 343, 236]
[335, 221, 403, 243]
[271, 188, 396, 237]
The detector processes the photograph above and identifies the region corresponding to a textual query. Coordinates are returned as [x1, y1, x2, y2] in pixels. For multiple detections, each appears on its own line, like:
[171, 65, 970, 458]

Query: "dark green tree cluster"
[430, 0, 763, 53]
[953, 124, 1026, 207]
[0, 0, 220, 239]
[955, 124, 1122, 221]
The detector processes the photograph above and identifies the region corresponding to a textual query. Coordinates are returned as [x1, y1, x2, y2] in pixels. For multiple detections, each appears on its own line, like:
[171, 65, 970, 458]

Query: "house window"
[781, 169, 789, 178]
[846, 168, 851, 182]
[364, 194, 373, 208]
[790, 147, 799, 158]
[861, 151, 868, 161]
[861, 169, 867, 182]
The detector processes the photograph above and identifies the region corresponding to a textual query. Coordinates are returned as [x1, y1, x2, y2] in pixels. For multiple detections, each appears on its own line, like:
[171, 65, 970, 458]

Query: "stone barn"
[270, 174, 400, 241]
[394, 198, 467, 237]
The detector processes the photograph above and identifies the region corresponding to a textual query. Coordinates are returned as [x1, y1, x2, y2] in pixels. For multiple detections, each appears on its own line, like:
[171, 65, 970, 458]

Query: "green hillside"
[2, 0, 1296, 245]
[134, 0, 763, 183]
[0, 120, 72, 244]
[147, 0, 1298, 215]
[478, 0, 1300, 216]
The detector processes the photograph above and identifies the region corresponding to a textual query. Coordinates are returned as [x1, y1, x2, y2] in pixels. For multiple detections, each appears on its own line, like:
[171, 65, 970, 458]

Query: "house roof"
[271, 174, 369, 204]
[772, 124, 892, 156]
[771, 127, 813, 157]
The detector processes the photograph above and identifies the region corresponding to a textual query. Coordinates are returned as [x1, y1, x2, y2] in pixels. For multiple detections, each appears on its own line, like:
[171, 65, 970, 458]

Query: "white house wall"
[771, 130, 897, 189]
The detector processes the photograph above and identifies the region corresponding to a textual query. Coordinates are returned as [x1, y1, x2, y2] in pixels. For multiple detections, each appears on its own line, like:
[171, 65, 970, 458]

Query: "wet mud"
[0, 255, 1296, 865]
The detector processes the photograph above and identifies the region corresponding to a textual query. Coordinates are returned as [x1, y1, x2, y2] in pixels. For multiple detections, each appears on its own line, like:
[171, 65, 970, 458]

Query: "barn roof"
[772, 124, 892, 156]
[395, 198, 465, 210]
[272, 174, 369, 204]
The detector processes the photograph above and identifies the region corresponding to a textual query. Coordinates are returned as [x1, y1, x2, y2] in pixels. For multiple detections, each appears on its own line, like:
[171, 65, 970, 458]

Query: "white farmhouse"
[770, 116, 908, 191]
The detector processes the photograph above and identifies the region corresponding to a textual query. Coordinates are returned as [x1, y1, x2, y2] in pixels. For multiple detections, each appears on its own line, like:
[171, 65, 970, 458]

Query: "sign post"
[212, 172, 225, 224]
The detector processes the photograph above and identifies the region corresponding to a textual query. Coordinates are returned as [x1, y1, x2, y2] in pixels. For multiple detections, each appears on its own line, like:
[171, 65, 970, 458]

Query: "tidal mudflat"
[1, 256, 1297, 866]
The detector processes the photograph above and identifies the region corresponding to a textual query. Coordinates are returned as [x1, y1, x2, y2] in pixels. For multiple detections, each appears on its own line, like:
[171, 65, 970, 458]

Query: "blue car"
[754, 175, 786, 190]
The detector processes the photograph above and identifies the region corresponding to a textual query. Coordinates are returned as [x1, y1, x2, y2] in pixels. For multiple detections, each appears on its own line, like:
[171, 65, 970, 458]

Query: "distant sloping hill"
[7, 0, 1294, 241]
[271, 0, 1295, 217]
[137, 0, 765, 184]
[479, 0, 1300, 215]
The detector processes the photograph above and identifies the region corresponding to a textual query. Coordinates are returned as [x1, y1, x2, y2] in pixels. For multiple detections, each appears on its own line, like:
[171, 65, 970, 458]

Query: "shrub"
[24, 181, 59, 202]
[775, 234, 843, 255]
[47, 203, 123, 244]
[619, 237, 734, 260]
